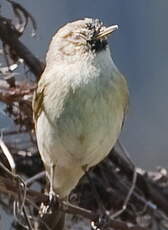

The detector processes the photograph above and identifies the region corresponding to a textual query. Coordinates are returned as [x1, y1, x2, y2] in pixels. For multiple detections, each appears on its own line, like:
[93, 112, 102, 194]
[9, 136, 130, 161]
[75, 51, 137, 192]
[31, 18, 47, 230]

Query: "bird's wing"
[120, 74, 129, 128]
[32, 79, 46, 125]
[114, 70, 129, 129]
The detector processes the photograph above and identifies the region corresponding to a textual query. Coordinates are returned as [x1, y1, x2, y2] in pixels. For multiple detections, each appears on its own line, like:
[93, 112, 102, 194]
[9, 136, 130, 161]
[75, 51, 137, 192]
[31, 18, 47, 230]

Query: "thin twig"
[0, 15, 44, 78]
[0, 136, 16, 173]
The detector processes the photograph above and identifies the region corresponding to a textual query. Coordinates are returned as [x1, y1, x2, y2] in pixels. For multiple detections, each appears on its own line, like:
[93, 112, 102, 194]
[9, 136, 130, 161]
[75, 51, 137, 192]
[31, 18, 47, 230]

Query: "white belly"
[36, 78, 124, 197]
[38, 76, 123, 163]
[55, 88, 123, 167]
[35, 48, 128, 197]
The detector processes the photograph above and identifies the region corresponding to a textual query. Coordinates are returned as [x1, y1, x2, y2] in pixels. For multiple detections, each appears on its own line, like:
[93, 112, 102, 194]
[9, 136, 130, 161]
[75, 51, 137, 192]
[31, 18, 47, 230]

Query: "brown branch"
[0, 175, 149, 230]
[0, 80, 36, 104]
[110, 148, 168, 215]
[0, 16, 44, 79]
[6, 0, 37, 35]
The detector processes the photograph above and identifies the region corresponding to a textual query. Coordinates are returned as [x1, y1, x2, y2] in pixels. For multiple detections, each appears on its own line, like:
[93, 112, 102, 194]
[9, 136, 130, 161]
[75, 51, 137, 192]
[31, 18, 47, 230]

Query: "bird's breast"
[53, 74, 125, 167]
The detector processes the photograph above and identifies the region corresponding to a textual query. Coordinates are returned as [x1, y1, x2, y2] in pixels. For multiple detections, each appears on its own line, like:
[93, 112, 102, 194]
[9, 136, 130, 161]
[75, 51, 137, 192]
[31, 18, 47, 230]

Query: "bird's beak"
[96, 25, 118, 39]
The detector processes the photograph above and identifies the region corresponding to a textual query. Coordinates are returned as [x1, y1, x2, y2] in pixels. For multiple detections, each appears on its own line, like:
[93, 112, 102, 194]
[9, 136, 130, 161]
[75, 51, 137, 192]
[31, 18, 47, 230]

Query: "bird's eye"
[73, 33, 81, 40]
[75, 34, 81, 40]
[73, 32, 86, 40]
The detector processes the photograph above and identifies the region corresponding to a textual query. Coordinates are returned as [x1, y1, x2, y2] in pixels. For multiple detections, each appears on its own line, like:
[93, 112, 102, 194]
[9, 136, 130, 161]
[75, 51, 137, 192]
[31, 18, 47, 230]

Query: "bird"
[33, 18, 129, 229]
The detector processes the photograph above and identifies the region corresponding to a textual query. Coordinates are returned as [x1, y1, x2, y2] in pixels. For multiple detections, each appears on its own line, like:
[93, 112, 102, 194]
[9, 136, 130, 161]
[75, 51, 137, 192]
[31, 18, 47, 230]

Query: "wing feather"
[32, 80, 46, 124]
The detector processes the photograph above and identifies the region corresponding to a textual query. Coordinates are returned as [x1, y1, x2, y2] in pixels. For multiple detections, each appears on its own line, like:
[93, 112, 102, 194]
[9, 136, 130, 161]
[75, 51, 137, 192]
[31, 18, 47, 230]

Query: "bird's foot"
[39, 192, 59, 217]
[91, 211, 110, 230]
[49, 189, 56, 203]
[48, 190, 60, 211]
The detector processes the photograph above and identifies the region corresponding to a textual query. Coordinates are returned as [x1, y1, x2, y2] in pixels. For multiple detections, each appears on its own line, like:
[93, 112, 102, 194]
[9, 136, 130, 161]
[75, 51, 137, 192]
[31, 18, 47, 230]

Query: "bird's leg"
[82, 165, 109, 230]
[39, 164, 60, 216]
[48, 163, 56, 202]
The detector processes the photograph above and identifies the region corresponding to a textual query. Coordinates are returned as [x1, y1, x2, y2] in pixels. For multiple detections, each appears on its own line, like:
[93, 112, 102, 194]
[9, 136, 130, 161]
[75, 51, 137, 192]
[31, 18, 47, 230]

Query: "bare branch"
[0, 16, 44, 79]
[6, 0, 37, 35]
[0, 79, 36, 104]
[0, 138, 16, 173]
[110, 148, 168, 215]
[0, 174, 149, 230]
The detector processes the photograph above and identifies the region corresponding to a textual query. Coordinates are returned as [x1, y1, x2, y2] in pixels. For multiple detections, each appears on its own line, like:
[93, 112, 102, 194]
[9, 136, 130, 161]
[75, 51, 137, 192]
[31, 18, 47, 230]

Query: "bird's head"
[46, 18, 118, 63]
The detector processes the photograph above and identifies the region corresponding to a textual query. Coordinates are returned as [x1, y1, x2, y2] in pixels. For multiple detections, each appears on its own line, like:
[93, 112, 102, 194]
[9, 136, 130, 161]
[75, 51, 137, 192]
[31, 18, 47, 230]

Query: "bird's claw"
[91, 212, 110, 230]
[49, 190, 56, 203]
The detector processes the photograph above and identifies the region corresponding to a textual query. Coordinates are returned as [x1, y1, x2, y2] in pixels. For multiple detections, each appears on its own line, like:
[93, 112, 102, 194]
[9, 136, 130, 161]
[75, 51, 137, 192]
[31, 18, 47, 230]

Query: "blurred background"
[1, 0, 168, 169]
